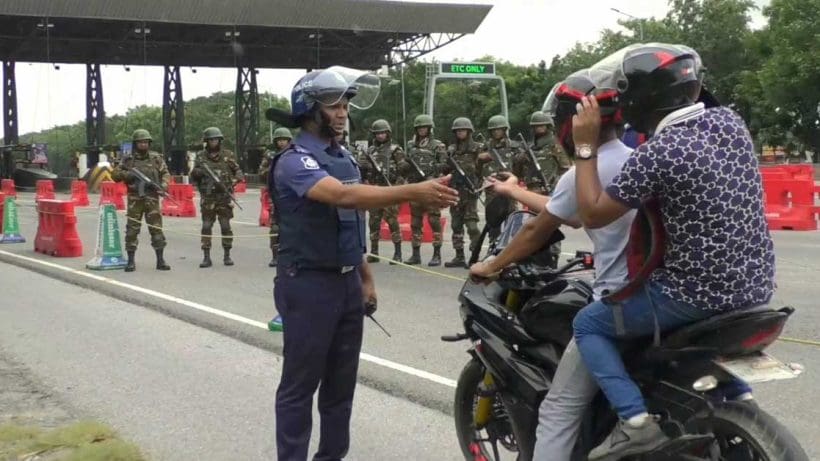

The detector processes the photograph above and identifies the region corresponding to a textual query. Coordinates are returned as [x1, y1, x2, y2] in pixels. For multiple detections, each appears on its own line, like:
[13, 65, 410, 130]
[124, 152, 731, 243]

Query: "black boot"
[199, 249, 212, 268]
[428, 246, 442, 267]
[445, 249, 466, 268]
[404, 246, 421, 265]
[124, 250, 136, 272]
[155, 249, 171, 271]
[268, 248, 277, 268]
[223, 248, 234, 266]
[390, 242, 402, 265]
[367, 241, 380, 263]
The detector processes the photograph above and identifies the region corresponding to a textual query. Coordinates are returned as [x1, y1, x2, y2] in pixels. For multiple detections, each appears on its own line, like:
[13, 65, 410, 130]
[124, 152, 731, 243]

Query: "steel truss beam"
[389, 33, 465, 66]
[235, 67, 260, 173]
[162, 65, 186, 174]
[85, 63, 105, 168]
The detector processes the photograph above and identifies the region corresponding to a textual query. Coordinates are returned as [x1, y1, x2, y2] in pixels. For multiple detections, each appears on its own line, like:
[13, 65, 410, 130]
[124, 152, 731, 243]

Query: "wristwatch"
[575, 144, 596, 160]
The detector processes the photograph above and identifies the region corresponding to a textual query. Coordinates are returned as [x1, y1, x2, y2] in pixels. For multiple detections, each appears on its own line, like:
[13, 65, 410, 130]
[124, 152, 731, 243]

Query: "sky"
[5, 0, 768, 138]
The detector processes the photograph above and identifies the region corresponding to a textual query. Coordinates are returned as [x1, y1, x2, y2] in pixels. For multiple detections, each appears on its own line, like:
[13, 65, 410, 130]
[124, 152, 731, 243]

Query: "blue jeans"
[573, 280, 751, 419]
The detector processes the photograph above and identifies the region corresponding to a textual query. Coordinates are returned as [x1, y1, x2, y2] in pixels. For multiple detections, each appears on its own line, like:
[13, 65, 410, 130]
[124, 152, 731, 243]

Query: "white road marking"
[0, 250, 458, 389]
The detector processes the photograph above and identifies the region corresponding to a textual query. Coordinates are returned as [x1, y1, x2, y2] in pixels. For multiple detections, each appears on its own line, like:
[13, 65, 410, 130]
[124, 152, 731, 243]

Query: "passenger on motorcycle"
[470, 69, 637, 460]
[572, 43, 774, 460]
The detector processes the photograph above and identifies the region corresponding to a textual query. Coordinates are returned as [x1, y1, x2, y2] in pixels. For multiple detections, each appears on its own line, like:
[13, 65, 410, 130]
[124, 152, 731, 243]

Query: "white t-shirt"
[546, 139, 636, 298]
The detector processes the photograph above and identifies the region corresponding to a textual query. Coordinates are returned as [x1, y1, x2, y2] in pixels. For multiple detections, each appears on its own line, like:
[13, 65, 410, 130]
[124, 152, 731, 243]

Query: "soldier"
[358, 119, 406, 264]
[403, 114, 446, 266]
[443, 117, 483, 268]
[481, 114, 521, 240]
[190, 127, 244, 268]
[514, 111, 573, 194]
[259, 127, 293, 267]
[111, 129, 171, 272]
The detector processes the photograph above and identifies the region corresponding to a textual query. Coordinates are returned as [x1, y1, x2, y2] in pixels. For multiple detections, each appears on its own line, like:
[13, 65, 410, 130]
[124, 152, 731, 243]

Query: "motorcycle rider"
[470, 70, 636, 460]
[572, 43, 771, 460]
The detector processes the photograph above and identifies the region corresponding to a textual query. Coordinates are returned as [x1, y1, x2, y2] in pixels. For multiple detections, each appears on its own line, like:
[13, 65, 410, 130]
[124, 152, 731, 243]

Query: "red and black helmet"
[542, 69, 622, 155]
[592, 43, 707, 133]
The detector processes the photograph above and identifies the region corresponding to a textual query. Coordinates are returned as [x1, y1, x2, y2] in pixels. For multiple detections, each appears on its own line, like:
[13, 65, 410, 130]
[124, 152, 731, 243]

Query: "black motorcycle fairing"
[518, 278, 593, 346]
[459, 280, 543, 347]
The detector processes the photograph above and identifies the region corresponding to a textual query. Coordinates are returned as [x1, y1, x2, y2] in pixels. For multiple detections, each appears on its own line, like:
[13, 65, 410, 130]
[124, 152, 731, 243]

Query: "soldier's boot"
[199, 249, 213, 268]
[155, 249, 171, 271]
[445, 249, 466, 268]
[428, 246, 442, 267]
[125, 251, 136, 272]
[390, 242, 402, 265]
[404, 246, 421, 265]
[268, 248, 278, 268]
[223, 248, 234, 266]
[367, 241, 380, 263]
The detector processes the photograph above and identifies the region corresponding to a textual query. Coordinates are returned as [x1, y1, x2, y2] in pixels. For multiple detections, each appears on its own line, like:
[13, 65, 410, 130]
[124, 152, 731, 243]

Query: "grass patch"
[0, 421, 145, 460]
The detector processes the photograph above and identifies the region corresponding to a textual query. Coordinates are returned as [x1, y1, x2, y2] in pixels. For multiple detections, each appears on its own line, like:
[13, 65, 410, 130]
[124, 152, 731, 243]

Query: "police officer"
[513, 111, 572, 194]
[259, 127, 293, 267]
[403, 114, 446, 266]
[266, 66, 458, 460]
[443, 117, 483, 268]
[190, 127, 243, 268]
[111, 129, 171, 272]
[358, 119, 406, 264]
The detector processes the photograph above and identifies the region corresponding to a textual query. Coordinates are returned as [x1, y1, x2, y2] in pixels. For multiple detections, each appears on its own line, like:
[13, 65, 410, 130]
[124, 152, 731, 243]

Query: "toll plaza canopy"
[0, 0, 492, 68]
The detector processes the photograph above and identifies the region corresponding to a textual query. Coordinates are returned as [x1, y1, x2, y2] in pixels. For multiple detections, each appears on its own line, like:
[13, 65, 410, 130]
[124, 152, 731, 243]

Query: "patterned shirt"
[605, 106, 775, 311]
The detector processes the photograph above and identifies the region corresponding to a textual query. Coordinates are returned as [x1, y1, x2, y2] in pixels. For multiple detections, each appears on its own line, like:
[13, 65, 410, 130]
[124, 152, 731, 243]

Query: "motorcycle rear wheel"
[688, 401, 809, 460]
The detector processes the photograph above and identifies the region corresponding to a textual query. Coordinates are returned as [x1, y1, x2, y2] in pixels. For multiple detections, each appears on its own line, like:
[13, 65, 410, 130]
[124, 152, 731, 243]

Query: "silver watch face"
[577, 145, 593, 159]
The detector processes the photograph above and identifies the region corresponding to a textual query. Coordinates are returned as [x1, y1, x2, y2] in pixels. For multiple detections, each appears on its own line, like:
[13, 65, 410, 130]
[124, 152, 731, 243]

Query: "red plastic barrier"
[70, 180, 90, 206]
[380, 203, 447, 243]
[259, 187, 272, 227]
[35, 180, 55, 202]
[161, 183, 197, 217]
[234, 180, 247, 194]
[0, 192, 4, 229]
[764, 205, 817, 231]
[1, 179, 16, 199]
[34, 199, 83, 257]
[99, 181, 126, 210]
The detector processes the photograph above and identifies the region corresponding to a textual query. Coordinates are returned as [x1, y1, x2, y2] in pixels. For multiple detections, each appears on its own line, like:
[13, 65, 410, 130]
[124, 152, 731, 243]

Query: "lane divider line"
[0, 250, 458, 388]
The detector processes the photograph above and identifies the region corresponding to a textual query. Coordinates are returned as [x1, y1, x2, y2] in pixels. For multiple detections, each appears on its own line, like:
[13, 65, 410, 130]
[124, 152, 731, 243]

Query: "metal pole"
[400, 64, 407, 146]
[268, 93, 273, 143]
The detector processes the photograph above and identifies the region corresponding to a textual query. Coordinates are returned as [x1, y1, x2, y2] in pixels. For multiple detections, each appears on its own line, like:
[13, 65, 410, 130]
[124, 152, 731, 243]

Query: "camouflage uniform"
[192, 149, 242, 249]
[443, 117, 483, 267]
[358, 119, 407, 263]
[513, 135, 571, 194]
[482, 116, 521, 241]
[403, 115, 446, 266]
[259, 128, 292, 267]
[110, 129, 171, 272]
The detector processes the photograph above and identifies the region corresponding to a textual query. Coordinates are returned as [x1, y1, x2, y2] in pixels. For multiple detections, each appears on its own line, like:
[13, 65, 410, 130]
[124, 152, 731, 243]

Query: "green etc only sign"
[439, 62, 496, 76]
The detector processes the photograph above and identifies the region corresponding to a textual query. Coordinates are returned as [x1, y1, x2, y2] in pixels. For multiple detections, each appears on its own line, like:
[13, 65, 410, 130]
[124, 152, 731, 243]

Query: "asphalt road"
[1, 189, 818, 458]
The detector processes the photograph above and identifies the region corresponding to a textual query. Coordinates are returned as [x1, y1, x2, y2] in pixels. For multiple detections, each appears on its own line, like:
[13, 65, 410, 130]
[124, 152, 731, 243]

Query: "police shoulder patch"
[300, 155, 320, 170]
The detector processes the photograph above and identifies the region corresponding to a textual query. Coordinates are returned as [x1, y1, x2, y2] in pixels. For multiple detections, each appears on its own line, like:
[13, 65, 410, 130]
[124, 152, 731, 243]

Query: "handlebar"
[499, 255, 592, 284]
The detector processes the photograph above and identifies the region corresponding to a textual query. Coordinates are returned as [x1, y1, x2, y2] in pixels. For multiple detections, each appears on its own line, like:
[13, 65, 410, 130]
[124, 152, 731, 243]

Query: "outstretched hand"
[414, 175, 459, 208]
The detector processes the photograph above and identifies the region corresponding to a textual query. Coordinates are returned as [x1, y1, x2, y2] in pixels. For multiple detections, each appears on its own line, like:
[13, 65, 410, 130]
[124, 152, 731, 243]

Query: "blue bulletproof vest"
[272, 145, 366, 269]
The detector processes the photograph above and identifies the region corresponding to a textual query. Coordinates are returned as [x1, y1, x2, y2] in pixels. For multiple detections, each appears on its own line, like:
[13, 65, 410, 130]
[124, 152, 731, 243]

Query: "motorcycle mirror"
[485, 194, 514, 229]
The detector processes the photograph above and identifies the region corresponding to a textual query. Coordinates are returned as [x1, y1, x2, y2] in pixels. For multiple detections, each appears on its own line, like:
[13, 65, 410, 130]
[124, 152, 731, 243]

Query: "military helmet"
[132, 129, 152, 142]
[413, 114, 434, 128]
[273, 127, 292, 140]
[370, 119, 392, 133]
[487, 115, 509, 130]
[529, 111, 554, 127]
[451, 117, 474, 132]
[202, 127, 224, 140]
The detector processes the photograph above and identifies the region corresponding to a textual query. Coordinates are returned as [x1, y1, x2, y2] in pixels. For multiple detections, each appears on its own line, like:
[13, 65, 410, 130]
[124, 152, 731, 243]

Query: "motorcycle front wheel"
[454, 359, 520, 461]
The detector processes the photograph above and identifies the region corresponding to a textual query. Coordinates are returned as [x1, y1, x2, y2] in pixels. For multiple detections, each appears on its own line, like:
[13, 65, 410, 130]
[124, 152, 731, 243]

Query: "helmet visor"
[308, 66, 381, 110]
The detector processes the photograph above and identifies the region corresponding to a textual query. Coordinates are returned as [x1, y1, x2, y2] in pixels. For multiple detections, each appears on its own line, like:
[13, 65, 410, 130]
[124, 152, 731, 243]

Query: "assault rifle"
[362, 148, 392, 187]
[201, 163, 243, 210]
[128, 167, 179, 205]
[517, 132, 550, 189]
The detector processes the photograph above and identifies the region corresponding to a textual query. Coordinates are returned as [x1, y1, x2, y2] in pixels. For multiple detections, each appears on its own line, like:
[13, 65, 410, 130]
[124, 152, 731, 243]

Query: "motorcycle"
[443, 196, 807, 461]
